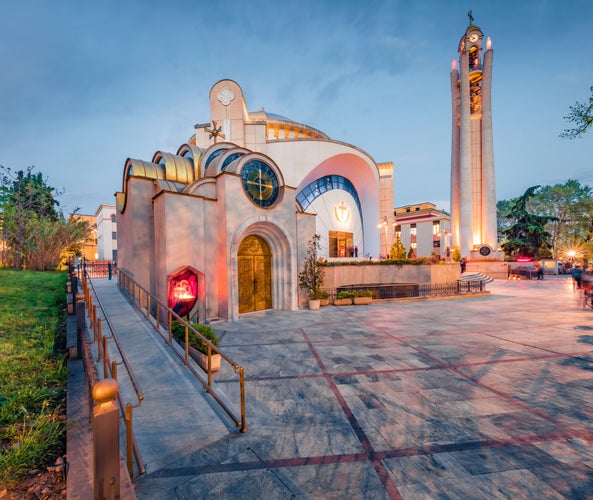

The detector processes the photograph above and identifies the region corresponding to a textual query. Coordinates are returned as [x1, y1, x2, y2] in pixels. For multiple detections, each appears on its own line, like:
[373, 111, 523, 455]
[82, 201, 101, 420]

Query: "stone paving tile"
[275, 462, 392, 499]
[383, 452, 472, 486]
[527, 462, 593, 498]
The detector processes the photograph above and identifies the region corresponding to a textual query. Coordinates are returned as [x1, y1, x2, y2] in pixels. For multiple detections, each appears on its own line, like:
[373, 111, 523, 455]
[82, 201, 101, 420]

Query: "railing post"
[125, 403, 134, 479]
[92, 304, 97, 340]
[184, 324, 189, 364]
[92, 379, 120, 500]
[207, 345, 212, 387]
[155, 302, 160, 332]
[103, 336, 109, 378]
[97, 318, 103, 361]
[239, 367, 248, 433]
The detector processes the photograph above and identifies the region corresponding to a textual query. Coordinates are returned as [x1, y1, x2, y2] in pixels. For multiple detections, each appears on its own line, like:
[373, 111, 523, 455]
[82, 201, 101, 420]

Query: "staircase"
[460, 271, 494, 284]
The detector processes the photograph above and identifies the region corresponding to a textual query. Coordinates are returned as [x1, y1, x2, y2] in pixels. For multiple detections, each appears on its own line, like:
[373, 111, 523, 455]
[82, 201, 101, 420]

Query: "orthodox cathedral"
[116, 80, 394, 321]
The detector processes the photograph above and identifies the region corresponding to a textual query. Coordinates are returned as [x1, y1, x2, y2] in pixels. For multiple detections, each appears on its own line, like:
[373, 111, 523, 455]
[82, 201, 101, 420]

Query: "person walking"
[571, 265, 583, 289]
[460, 257, 467, 274]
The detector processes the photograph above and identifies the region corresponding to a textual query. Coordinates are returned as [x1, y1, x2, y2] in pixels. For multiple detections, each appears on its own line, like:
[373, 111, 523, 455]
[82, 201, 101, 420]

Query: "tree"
[0, 165, 89, 270]
[298, 234, 325, 299]
[388, 235, 407, 260]
[525, 180, 593, 259]
[560, 86, 593, 139]
[500, 186, 555, 259]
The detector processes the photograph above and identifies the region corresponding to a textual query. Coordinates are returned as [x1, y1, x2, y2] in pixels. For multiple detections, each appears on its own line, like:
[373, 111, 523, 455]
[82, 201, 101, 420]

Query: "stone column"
[458, 51, 473, 257]
[450, 66, 461, 247]
[481, 48, 497, 249]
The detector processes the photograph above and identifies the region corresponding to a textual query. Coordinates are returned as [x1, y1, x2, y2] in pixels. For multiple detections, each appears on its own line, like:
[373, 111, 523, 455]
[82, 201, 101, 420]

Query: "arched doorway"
[238, 235, 272, 313]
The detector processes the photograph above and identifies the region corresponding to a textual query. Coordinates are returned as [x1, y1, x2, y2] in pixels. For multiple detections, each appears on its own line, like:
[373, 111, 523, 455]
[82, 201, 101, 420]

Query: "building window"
[395, 225, 401, 239]
[410, 224, 416, 236]
[296, 175, 362, 219]
[112, 232, 117, 240]
[433, 221, 440, 235]
[111, 214, 116, 222]
[433, 240, 441, 248]
[328, 230, 354, 258]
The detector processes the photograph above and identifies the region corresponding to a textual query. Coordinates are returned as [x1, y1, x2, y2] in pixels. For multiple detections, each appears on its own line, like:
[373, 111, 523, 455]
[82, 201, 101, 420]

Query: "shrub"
[171, 320, 219, 355]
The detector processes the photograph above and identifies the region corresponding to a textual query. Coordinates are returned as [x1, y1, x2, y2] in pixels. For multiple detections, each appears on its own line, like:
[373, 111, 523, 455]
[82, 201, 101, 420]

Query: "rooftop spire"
[467, 9, 474, 25]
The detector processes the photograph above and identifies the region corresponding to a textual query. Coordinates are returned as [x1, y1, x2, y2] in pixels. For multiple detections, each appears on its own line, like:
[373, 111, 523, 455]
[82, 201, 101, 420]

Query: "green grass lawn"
[0, 269, 67, 486]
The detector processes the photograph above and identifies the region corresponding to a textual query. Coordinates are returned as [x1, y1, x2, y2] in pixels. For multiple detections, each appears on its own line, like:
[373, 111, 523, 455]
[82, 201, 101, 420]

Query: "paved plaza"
[72, 276, 593, 499]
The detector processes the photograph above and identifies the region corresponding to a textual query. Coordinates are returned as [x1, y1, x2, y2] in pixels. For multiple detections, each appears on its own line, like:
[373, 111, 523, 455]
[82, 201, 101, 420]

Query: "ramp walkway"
[85, 279, 233, 477]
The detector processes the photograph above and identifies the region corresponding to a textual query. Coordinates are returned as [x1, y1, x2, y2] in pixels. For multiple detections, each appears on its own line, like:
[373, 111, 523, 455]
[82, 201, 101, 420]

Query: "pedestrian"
[571, 265, 583, 289]
[537, 265, 543, 280]
[460, 257, 467, 274]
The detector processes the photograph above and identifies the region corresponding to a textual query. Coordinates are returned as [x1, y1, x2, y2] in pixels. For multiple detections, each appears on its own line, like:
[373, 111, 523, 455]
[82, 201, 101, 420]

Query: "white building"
[394, 203, 451, 259]
[95, 204, 117, 262]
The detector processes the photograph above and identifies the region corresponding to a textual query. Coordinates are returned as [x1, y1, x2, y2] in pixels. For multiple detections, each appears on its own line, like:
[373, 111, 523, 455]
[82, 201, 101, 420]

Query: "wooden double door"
[238, 235, 272, 313]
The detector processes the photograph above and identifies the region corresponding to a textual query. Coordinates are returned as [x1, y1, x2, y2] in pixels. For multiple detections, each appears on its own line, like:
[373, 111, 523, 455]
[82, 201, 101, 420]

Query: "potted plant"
[353, 289, 373, 305]
[171, 320, 221, 372]
[319, 290, 330, 306]
[334, 290, 354, 306]
[298, 234, 325, 310]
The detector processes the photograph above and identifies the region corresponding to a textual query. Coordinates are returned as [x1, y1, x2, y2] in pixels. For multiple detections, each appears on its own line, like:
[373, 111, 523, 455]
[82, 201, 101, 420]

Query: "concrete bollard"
[92, 378, 120, 500]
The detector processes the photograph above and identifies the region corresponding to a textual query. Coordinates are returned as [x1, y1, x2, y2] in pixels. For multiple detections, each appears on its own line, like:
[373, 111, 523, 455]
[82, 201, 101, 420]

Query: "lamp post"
[377, 216, 396, 259]
[444, 229, 452, 261]
[377, 217, 388, 259]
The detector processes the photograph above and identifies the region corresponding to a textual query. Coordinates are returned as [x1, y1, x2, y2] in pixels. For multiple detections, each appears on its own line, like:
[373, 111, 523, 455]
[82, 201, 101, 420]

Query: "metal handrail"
[85, 275, 145, 405]
[117, 270, 248, 433]
[81, 271, 146, 479]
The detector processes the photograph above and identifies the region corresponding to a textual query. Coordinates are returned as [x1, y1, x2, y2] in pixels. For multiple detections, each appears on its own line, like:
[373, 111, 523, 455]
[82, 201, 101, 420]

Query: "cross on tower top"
[467, 10, 474, 25]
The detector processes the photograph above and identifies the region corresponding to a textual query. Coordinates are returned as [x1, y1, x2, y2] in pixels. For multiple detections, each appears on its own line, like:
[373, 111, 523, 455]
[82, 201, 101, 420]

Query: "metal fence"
[330, 280, 486, 300]
[78, 260, 115, 279]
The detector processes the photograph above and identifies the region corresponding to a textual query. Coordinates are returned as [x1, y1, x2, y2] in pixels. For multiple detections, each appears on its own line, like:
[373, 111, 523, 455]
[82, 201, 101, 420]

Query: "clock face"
[479, 245, 491, 256]
[241, 160, 279, 207]
[468, 33, 479, 43]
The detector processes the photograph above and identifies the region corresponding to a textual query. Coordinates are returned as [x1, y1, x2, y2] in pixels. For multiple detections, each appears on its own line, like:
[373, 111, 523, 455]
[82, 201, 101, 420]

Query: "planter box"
[353, 297, 372, 305]
[190, 346, 221, 372]
[180, 341, 221, 372]
[319, 298, 330, 307]
[333, 298, 353, 306]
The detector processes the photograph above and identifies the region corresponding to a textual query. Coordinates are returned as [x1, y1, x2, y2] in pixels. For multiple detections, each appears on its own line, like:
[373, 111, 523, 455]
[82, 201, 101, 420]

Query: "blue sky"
[1, 0, 592, 215]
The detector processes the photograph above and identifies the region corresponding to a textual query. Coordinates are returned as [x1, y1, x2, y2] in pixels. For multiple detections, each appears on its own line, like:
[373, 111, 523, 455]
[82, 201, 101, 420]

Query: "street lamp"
[444, 229, 452, 261]
[377, 216, 396, 259]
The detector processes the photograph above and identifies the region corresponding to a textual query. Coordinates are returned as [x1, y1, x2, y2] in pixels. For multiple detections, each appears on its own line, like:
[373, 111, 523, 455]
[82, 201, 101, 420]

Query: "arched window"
[296, 175, 362, 217]
[221, 152, 244, 171]
[203, 149, 226, 170]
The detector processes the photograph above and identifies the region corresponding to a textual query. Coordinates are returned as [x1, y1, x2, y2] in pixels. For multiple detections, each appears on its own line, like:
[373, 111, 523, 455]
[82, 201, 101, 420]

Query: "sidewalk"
[73, 276, 593, 498]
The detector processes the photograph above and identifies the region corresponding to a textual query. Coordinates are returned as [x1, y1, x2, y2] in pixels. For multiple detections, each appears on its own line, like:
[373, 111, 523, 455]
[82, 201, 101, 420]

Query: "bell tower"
[450, 12, 500, 260]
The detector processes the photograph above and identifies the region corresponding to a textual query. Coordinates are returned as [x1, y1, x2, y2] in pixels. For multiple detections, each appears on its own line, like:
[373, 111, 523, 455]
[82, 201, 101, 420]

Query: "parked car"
[511, 265, 539, 280]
